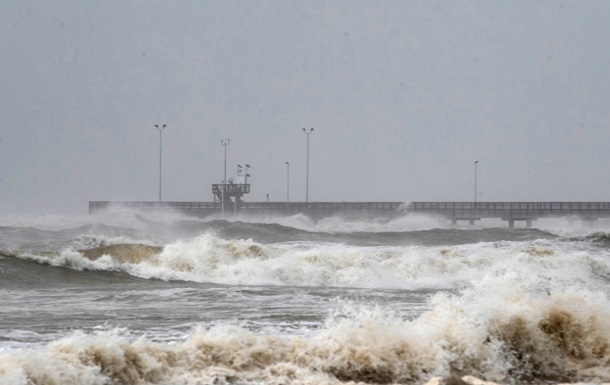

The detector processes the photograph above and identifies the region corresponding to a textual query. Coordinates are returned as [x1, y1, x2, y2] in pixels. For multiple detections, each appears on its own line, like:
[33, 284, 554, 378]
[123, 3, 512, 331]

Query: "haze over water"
[2, 2, 610, 383]
[2, 208, 610, 384]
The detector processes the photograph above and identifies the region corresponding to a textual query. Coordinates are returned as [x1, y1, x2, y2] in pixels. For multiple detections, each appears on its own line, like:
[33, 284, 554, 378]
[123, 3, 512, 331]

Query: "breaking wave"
[4, 229, 610, 291]
[2, 276, 610, 385]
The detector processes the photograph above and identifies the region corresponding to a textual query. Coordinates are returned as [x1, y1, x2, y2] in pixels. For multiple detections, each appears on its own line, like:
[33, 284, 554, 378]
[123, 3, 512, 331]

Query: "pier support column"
[452, 218, 457, 225]
[526, 219, 532, 228]
[508, 219, 514, 228]
[469, 219, 475, 225]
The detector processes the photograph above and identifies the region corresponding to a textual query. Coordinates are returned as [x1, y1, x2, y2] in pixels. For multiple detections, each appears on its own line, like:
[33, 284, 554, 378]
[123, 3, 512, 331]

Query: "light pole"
[474, 160, 479, 203]
[285, 162, 290, 211]
[221, 139, 230, 218]
[302, 128, 314, 202]
[154, 124, 167, 201]
[234, 163, 239, 216]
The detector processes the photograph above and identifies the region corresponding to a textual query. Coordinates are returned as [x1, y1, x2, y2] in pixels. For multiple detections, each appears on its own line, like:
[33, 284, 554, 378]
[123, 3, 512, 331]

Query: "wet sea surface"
[2, 211, 610, 384]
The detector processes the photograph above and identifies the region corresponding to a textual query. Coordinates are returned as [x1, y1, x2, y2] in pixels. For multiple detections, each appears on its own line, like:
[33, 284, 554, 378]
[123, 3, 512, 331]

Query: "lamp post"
[285, 162, 290, 211]
[154, 124, 166, 202]
[234, 163, 239, 216]
[221, 139, 230, 218]
[474, 160, 479, 203]
[302, 128, 314, 202]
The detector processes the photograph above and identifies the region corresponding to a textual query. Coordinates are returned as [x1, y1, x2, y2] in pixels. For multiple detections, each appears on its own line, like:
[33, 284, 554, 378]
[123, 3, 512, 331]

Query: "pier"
[88, 201, 610, 227]
[406, 202, 610, 227]
[88, 201, 403, 220]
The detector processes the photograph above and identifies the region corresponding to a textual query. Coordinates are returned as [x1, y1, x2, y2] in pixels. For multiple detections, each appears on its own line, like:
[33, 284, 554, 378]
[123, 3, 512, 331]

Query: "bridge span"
[89, 201, 610, 227]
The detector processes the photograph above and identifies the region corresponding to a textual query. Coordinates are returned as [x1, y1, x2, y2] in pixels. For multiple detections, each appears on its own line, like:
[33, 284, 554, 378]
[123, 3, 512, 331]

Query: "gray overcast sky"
[1, 1, 610, 215]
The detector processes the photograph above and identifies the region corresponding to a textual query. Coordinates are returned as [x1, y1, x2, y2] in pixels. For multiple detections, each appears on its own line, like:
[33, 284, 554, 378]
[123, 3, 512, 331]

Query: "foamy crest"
[125, 237, 492, 288]
[12, 233, 610, 291]
[418, 274, 610, 381]
[3, 283, 610, 385]
[19, 249, 124, 272]
[311, 213, 452, 233]
[124, 234, 275, 284]
[536, 218, 610, 238]
[225, 212, 451, 233]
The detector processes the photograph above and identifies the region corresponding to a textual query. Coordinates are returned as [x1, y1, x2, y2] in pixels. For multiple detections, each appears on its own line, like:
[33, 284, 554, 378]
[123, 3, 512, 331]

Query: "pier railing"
[89, 201, 610, 227]
[88, 200, 403, 218]
[408, 202, 610, 218]
[406, 202, 610, 227]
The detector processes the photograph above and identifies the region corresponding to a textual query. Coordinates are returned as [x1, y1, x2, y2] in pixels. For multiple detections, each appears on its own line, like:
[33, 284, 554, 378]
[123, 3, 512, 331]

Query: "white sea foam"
[200, 210, 610, 235]
[5, 213, 610, 385]
[535, 217, 610, 237]
[4, 208, 610, 239]
[11, 231, 610, 293]
[218, 211, 453, 233]
[2, 279, 610, 385]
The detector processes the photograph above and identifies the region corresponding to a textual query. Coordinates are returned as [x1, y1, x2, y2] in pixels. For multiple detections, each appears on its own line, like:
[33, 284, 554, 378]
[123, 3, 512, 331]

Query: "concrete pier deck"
[89, 201, 610, 227]
[407, 202, 610, 227]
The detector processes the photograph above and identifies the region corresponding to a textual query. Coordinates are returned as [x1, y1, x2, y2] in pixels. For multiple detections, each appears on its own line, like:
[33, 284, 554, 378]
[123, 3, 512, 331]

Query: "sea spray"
[4, 285, 610, 384]
[4, 214, 610, 384]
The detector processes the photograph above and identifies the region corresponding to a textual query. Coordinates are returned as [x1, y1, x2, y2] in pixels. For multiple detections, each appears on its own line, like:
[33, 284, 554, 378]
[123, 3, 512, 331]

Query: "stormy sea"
[2, 207, 610, 385]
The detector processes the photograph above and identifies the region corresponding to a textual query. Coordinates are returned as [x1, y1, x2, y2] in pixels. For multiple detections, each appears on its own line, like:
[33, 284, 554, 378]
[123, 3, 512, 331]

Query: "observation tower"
[212, 165, 251, 211]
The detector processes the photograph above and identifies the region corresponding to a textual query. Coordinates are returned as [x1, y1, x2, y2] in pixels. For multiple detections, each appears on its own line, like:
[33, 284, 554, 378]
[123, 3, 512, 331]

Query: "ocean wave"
[79, 243, 163, 264]
[2, 281, 610, 385]
[2, 209, 609, 241]
[0, 212, 568, 253]
[582, 231, 610, 245]
[153, 219, 560, 247]
[4, 232, 610, 291]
